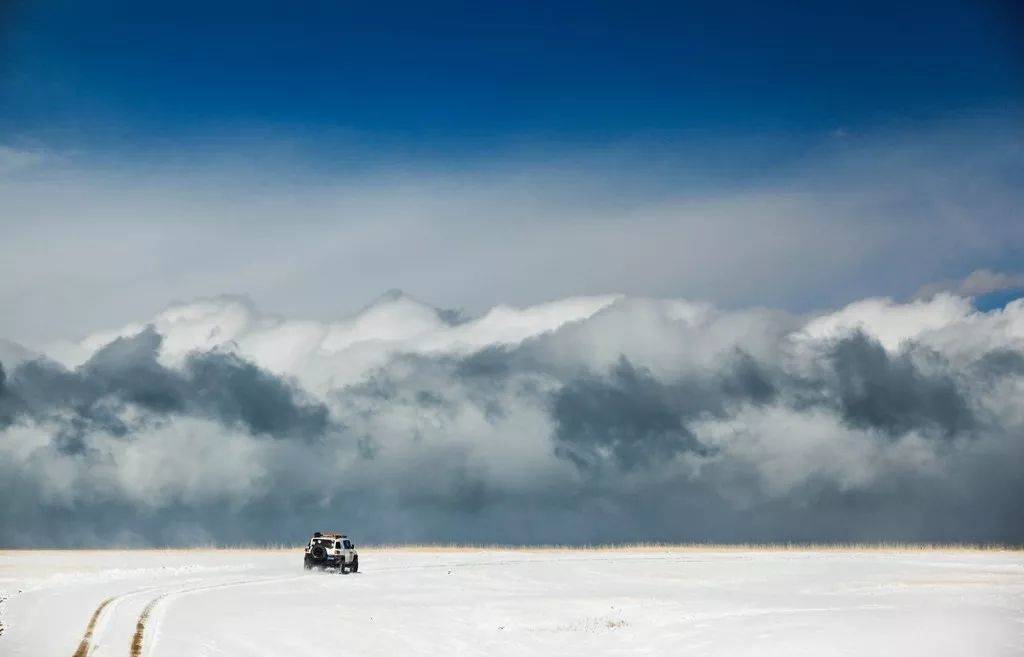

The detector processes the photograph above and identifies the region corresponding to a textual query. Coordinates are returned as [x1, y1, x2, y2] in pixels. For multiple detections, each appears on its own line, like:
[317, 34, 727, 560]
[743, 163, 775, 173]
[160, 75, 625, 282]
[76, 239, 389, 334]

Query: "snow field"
[0, 548, 1021, 656]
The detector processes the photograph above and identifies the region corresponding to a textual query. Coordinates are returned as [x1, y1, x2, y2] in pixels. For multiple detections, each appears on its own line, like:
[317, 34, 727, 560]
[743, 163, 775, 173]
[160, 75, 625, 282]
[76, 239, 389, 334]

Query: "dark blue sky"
[2, 0, 1021, 154]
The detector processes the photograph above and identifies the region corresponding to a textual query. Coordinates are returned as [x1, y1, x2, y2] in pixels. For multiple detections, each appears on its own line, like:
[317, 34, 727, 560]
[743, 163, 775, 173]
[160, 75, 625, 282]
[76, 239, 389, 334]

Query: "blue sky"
[2, 1, 1021, 153]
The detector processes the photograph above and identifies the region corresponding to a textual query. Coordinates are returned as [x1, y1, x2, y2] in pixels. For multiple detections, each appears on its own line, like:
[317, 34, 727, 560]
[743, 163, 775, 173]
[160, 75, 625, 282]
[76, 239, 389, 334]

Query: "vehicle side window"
[335, 541, 342, 549]
[343, 539, 353, 549]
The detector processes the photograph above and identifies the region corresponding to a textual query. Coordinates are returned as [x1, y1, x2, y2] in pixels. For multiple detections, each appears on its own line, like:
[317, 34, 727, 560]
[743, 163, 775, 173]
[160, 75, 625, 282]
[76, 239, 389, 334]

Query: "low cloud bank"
[2, 287, 1023, 546]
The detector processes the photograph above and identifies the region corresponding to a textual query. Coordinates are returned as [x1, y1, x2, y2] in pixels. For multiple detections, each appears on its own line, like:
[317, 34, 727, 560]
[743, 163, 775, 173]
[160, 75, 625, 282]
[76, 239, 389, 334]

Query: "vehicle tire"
[309, 545, 327, 568]
[350, 556, 358, 573]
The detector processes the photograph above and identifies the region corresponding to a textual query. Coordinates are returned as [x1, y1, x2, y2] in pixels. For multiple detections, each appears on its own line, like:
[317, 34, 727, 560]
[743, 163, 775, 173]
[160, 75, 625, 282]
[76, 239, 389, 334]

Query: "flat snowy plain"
[1, 547, 1021, 656]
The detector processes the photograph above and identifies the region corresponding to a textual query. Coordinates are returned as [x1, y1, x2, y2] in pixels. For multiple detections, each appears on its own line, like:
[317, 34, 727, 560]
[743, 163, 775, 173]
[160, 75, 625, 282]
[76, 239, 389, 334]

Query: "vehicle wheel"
[350, 556, 358, 573]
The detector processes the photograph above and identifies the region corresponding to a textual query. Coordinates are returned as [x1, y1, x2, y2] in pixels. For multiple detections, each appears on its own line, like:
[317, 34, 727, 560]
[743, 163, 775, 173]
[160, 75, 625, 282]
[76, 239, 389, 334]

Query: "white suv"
[304, 532, 359, 572]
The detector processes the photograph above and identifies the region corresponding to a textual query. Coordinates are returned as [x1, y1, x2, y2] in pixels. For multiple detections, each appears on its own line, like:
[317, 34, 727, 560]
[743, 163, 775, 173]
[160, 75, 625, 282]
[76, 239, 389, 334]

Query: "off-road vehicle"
[304, 532, 359, 572]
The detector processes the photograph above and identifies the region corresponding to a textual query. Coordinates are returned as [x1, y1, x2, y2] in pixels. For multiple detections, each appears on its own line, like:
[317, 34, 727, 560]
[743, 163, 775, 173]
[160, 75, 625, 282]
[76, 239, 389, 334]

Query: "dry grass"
[2, 542, 1019, 554]
[360, 542, 1023, 554]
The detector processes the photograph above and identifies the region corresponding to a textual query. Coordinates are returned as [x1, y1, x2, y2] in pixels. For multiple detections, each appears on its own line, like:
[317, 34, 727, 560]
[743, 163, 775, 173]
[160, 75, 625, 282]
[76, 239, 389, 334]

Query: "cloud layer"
[1, 115, 1022, 347]
[2, 286, 1023, 546]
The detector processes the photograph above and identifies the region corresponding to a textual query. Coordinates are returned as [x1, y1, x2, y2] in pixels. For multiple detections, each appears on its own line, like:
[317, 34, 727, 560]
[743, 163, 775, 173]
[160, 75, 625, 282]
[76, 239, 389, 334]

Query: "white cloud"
[798, 293, 974, 351]
[43, 291, 621, 393]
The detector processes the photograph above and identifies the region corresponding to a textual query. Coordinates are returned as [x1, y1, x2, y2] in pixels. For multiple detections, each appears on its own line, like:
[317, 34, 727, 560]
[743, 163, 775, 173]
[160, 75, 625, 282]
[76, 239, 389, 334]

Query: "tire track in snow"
[127, 555, 682, 655]
[129, 594, 162, 657]
[126, 553, 707, 655]
[71, 587, 158, 657]
[128, 574, 308, 657]
[71, 596, 114, 657]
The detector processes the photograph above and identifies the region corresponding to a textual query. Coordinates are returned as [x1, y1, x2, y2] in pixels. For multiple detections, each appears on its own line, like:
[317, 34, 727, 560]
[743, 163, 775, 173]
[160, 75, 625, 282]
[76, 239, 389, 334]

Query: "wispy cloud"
[916, 268, 1024, 300]
[0, 116, 1021, 345]
[0, 145, 50, 174]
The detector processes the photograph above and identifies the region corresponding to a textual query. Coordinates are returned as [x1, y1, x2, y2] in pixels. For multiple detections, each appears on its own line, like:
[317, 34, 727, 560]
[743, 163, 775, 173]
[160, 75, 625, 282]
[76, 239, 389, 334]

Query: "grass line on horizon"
[1, 541, 1021, 553]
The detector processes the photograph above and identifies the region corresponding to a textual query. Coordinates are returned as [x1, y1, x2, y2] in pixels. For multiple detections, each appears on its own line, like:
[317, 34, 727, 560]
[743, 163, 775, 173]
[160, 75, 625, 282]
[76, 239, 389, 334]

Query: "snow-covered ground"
[0, 548, 1021, 656]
